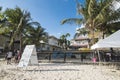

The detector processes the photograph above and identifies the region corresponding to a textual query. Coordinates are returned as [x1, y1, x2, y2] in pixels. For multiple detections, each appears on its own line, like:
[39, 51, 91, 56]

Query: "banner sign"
[18, 45, 38, 67]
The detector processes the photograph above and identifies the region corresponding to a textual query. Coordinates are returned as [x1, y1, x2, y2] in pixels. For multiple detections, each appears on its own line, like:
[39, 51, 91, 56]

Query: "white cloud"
[113, 1, 120, 10]
[57, 33, 62, 35]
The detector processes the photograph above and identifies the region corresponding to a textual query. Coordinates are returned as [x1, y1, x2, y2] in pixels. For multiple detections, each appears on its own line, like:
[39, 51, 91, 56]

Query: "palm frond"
[61, 18, 83, 25]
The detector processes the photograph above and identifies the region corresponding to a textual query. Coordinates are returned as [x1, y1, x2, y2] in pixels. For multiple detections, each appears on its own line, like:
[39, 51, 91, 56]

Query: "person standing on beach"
[14, 49, 18, 63]
[81, 54, 84, 62]
[16, 49, 21, 62]
[6, 50, 13, 64]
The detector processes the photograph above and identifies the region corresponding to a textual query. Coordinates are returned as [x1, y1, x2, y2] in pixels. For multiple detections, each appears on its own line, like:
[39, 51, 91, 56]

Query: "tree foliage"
[61, 0, 120, 44]
[59, 33, 70, 50]
[0, 7, 48, 51]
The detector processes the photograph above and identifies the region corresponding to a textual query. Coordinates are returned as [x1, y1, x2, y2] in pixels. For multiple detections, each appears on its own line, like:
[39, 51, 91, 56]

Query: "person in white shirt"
[6, 50, 13, 64]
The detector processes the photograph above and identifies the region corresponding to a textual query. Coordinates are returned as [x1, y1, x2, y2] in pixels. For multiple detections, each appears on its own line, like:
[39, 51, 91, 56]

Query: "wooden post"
[64, 52, 66, 62]
[49, 53, 52, 62]
[97, 50, 101, 65]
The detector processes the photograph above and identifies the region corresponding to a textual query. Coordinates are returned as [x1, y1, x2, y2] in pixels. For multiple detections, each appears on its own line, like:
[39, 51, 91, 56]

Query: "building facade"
[70, 36, 90, 50]
[48, 36, 61, 51]
[37, 36, 61, 51]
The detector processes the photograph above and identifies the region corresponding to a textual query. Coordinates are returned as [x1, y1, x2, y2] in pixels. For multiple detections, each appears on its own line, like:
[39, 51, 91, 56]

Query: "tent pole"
[97, 50, 101, 65]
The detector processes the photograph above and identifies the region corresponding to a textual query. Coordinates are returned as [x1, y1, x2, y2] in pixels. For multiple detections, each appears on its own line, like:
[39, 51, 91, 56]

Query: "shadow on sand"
[25, 68, 79, 72]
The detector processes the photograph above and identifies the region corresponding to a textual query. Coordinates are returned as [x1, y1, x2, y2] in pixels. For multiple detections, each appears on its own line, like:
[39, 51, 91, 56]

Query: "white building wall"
[70, 39, 89, 48]
[48, 38, 58, 46]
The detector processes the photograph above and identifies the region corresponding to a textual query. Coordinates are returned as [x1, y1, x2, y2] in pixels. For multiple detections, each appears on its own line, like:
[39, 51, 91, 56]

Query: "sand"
[0, 60, 120, 80]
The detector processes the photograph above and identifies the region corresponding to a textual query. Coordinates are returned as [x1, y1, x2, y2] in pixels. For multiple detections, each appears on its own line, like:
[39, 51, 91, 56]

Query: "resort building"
[47, 36, 61, 51]
[70, 35, 90, 50]
[0, 35, 6, 49]
[69, 26, 103, 50]
[0, 34, 61, 52]
[38, 36, 61, 51]
[0, 35, 9, 52]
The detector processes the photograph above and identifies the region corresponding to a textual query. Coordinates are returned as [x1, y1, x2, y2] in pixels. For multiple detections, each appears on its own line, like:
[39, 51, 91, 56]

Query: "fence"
[37, 50, 93, 63]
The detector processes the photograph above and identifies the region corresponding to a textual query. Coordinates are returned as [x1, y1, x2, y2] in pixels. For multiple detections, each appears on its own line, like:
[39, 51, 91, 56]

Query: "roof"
[49, 36, 58, 40]
[75, 36, 89, 40]
[91, 30, 120, 49]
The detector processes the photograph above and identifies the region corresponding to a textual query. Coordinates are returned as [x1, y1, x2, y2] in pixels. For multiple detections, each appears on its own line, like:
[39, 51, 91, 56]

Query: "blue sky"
[0, 0, 83, 39]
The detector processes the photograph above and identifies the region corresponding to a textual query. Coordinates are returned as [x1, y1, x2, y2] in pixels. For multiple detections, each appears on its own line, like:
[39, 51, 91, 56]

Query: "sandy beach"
[0, 60, 120, 80]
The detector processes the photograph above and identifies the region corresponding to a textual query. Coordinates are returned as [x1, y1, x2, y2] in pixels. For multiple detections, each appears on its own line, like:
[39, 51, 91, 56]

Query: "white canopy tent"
[91, 30, 120, 49]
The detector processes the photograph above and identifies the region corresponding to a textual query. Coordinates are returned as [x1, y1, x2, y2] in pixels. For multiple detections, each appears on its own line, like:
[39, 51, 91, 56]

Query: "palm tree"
[4, 7, 40, 52]
[0, 7, 10, 52]
[23, 25, 48, 47]
[61, 0, 120, 45]
[0, 7, 8, 33]
[59, 33, 70, 50]
[74, 27, 89, 39]
[92, 0, 120, 38]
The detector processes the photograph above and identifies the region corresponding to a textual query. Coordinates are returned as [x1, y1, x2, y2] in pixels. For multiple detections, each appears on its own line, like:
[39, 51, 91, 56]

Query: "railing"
[37, 50, 93, 63]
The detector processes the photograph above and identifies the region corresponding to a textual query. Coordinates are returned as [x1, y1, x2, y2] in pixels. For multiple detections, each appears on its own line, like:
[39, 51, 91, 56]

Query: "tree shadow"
[25, 68, 79, 72]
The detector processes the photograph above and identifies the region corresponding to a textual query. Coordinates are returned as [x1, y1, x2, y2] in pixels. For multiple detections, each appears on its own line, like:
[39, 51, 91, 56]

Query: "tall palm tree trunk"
[91, 28, 95, 45]
[20, 33, 22, 53]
